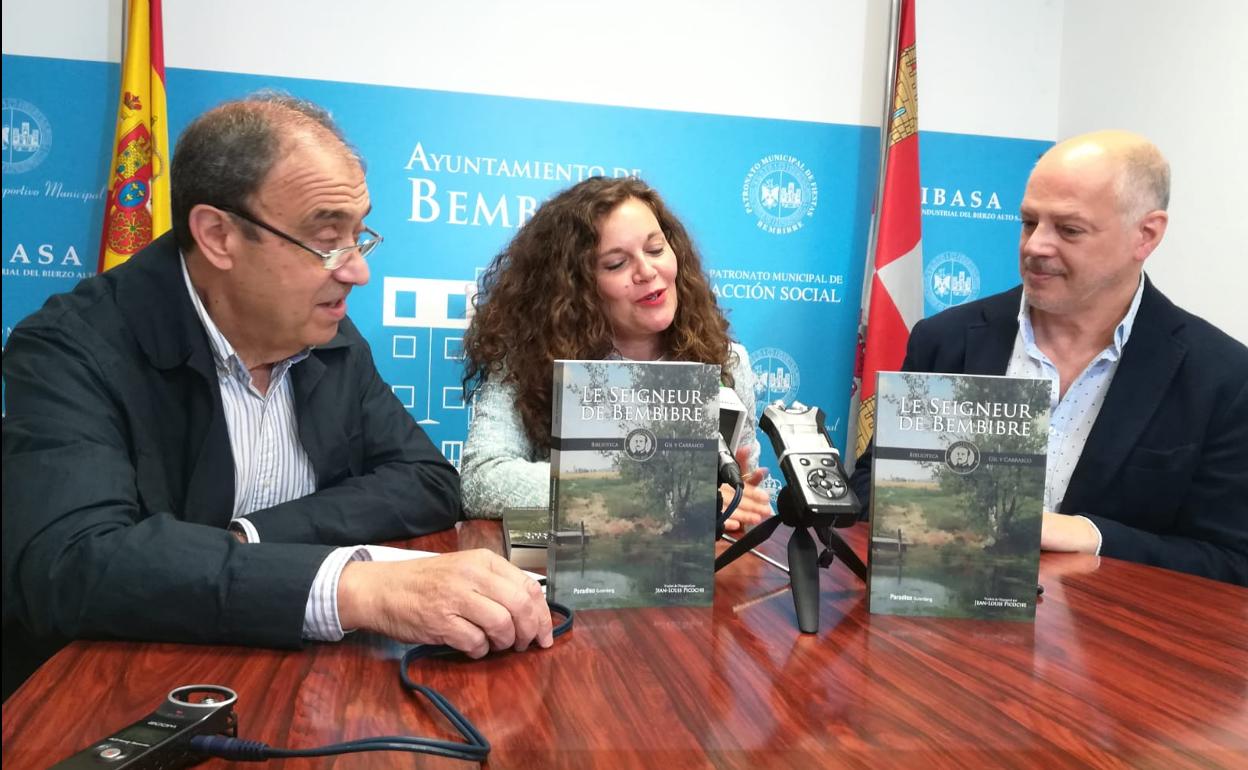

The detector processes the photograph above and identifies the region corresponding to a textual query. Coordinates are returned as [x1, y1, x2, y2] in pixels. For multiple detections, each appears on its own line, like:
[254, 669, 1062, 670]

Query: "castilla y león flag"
[851, 0, 924, 460]
[98, 0, 169, 273]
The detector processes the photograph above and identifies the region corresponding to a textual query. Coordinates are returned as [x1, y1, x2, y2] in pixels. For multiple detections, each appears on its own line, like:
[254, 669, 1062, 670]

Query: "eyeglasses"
[217, 205, 383, 270]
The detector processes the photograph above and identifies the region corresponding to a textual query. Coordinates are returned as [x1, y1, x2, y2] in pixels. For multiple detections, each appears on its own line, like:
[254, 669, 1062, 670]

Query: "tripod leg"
[715, 515, 783, 572]
[788, 526, 820, 633]
[814, 525, 868, 583]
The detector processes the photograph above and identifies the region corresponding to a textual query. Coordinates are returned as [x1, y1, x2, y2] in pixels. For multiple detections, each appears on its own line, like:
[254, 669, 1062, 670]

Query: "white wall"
[3, 0, 1059, 138]
[2, 1, 888, 124]
[1060, 0, 1247, 342]
[919, 0, 1062, 140]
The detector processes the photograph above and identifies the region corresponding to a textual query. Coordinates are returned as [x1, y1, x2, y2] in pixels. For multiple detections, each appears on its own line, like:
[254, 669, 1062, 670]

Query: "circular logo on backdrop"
[925, 251, 981, 310]
[742, 155, 818, 235]
[2, 98, 52, 174]
[750, 347, 801, 416]
[944, 440, 981, 475]
[624, 428, 657, 462]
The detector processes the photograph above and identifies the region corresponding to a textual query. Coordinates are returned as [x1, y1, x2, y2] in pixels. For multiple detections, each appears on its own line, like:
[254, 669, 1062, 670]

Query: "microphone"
[717, 401, 867, 634]
[717, 386, 747, 487]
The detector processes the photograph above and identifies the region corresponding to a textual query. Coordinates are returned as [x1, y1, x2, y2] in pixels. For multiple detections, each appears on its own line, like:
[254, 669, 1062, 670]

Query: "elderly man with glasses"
[2, 93, 553, 699]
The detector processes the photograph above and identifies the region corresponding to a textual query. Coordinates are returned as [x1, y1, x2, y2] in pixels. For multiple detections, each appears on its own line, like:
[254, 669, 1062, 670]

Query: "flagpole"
[846, 0, 904, 457]
[121, 0, 130, 56]
[866, 0, 903, 287]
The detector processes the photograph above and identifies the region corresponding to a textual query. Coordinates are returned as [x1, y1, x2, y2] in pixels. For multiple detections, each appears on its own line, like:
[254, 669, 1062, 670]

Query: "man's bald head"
[1018, 130, 1170, 320]
[1038, 130, 1170, 226]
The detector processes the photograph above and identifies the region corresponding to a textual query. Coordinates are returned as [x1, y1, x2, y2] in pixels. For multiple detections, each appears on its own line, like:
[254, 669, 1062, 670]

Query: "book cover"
[548, 360, 719, 610]
[503, 506, 550, 571]
[868, 371, 1052, 621]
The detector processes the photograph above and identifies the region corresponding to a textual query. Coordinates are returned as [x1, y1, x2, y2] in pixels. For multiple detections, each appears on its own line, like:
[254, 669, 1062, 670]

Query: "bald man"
[851, 130, 1248, 585]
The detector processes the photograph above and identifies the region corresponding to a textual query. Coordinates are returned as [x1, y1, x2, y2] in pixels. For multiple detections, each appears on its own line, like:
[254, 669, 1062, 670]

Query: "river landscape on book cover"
[869, 371, 1052, 620]
[549, 360, 718, 610]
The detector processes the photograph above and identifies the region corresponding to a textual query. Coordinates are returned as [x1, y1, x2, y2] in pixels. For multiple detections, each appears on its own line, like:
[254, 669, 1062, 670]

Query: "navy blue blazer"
[2, 234, 461, 695]
[851, 278, 1248, 585]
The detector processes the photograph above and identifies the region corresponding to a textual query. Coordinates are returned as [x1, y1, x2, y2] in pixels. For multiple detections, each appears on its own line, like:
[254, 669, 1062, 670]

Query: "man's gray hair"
[1117, 143, 1170, 223]
[170, 91, 362, 251]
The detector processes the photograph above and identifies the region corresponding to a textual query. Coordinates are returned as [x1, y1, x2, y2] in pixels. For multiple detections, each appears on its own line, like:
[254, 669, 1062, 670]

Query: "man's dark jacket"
[2, 234, 461, 695]
[851, 278, 1248, 586]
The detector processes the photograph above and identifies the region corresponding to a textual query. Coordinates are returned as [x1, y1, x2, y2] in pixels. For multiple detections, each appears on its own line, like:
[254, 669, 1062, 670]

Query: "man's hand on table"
[337, 549, 554, 658]
[1041, 512, 1101, 554]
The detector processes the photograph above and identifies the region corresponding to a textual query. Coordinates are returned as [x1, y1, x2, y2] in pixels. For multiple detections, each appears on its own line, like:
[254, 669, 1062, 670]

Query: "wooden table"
[5, 521, 1246, 769]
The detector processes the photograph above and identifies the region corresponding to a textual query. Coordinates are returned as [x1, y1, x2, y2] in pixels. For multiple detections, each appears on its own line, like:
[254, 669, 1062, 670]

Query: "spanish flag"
[98, 0, 169, 273]
[850, 0, 924, 460]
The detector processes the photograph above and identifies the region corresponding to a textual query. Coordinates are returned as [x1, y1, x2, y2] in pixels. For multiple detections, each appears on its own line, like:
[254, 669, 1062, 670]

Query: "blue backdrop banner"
[3, 53, 1049, 481]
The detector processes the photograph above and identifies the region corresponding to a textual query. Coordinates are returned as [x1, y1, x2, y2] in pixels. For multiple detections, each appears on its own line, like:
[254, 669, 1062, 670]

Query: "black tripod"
[715, 485, 866, 633]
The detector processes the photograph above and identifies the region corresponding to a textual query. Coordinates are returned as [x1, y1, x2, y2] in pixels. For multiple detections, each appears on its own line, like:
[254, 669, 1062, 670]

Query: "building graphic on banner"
[382, 275, 476, 466]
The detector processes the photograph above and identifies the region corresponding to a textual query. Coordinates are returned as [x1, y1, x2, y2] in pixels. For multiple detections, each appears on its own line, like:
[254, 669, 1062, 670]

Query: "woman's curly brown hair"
[462, 176, 735, 452]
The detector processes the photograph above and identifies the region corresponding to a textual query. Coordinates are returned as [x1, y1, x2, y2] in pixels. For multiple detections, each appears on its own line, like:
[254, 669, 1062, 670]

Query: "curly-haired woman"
[459, 176, 770, 532]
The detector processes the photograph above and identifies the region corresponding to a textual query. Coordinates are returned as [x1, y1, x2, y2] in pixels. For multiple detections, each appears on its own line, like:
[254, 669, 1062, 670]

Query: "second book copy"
[869, 371, 1052, 621]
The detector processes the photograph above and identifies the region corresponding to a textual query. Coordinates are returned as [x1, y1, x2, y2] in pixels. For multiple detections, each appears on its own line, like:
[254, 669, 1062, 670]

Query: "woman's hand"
[721, 446, 772, 532]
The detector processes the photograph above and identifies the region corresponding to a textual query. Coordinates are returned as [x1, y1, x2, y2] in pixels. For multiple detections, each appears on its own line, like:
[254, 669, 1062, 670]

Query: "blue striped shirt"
[1006, 274, 1146, 552]
[181, 256, 365, 641]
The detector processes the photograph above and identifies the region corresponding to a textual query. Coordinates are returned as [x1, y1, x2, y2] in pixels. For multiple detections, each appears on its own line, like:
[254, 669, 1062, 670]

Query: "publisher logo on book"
[944, 440, 981, 474]
[624, 428, 658, 462]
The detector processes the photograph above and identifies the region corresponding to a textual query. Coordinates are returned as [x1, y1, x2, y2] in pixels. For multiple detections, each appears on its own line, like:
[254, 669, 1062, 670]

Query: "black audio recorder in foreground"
[51, 684, 237, 769]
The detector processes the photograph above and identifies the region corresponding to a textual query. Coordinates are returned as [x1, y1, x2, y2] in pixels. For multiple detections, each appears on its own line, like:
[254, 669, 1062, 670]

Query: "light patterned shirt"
[1006, 274, 1146, 551]
[180, 255, 367, 641]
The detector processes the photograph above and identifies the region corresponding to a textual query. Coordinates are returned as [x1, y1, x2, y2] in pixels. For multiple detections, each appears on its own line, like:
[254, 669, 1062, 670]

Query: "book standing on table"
[869, 371, 1052, 621]
[548, 360, 719, 610]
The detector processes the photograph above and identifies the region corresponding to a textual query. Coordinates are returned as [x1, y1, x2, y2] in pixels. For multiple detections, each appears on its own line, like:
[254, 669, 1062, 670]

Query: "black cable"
[190, 601, 574, 764]
[718, 481, 745, 524]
